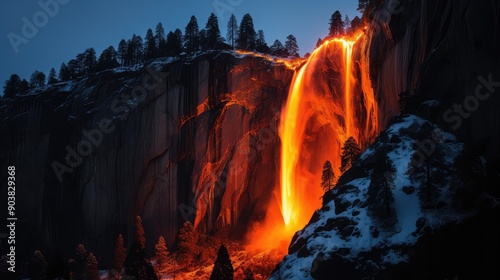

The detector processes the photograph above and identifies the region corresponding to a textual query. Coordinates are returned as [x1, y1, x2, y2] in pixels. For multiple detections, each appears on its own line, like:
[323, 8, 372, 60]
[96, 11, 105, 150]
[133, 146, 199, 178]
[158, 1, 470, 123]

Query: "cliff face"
[0, 51, 293, 265]
[271, 0, 500, 278]
[366, 0, 500, 171]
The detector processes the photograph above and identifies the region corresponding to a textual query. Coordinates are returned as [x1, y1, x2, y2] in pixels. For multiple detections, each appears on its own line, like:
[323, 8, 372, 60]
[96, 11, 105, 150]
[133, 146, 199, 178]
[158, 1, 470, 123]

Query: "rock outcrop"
[270, 114, 500, 279]
[366, 0, 500, 172]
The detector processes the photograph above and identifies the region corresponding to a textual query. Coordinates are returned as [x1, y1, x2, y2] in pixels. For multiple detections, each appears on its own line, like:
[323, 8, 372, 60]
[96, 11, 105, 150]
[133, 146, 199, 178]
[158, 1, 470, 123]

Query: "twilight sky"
[0, 0, 360, 89]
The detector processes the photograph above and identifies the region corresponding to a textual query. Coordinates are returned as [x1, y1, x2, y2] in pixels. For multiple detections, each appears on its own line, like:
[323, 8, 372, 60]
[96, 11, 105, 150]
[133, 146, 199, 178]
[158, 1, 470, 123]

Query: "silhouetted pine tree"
[236, 14, 256, 50]
[145, 28, 157, 61]
[321, 160, 336, 192]
[72, 244, 88, 280]
[367, 149, 396, 221]
[166, 30, 183, 56]
[109, 234, 127, 279]
[124, 242, 158, 280]
[344, 15, 351, 33]
[84, 253, 99, 280]
[134, 216, 146, 249]
[19, 79, 29, 93]
[270, 39, 286, 57]
[184, 16, 200, 54]
[284, 34, 299, 57]
[118, 39, 128, 66]
[206, 13, 222, 49]
[3, 74, 21, 97]
[199, 29, 208, 51]
[154, 236, 169, 276]
[350, 16, 363, 32]
[210, 244, 234, 280]
[176, 221, 197, 265]
[358, 0, 383, 20]
[255, 30, 269, 53]
[408, 126, 448, 207]
[47, 68, 58, 84]
[96, 46, 119, 71]
[28, 250, 47, 280]
[226, 14, 238, 49]
[29, 70, 46, 88]
[155, 22, 167, 57]
[82, 48, 97, 75]
[316, 38, 323, 48]
[329, 10, 344, 37]
[46, 251, 70, 280]
[340, 137, 361, 173]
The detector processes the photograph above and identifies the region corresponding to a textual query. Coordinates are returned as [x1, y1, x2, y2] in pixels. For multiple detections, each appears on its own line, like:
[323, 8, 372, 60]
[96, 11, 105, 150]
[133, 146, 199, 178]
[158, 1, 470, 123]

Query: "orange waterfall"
[279, 32, 378, 232]
[245, 32, 379, 252]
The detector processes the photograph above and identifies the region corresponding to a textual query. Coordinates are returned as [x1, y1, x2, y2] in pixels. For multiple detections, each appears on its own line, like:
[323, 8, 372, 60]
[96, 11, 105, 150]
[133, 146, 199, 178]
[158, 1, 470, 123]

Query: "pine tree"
[343, 15, 351, 33]
[73, 244, 88, 280]
[118, 39, 128, 66]
[340, 137, 361, 173]
[270, 39, 286, 57]
[206, 13, 222, 49]
[210, 244, 234, 280]
[109, 234, 127, 279]
[29, 70, 46, 88]
[350, 16, 363, 32]
[408, 127, 448, 207]
[19, 79, 29, 93]
[284, 34, 299, 57]
[47, 68, 58, 84]
[321, 160, 336, 192]
[184, 16, 200, 54]
[85, 253, 99, 280]
[155, 23, 167, 57]
[226, 14, 238, 49]
[358, 0, 383, 20]
[316, 38, 323, 48]
[145, 28, 157, 61]
[59, 62, 71, 82]
[154, 236, 169, 276]
[66, 58, 80, 79]
[29, 250, 48, 280]
[97, 46, 119, 71]
[199, 29, 208, 52]
[176, 221, 197, 265]
[166, 30, 183, 56]
[82, 48, 97, 75]
[132, 35, 144, 64]
[236, 14, 257, 50]
[124, 242, 158, 280]
[255, 30, 269, 53]
[3, 74, 21, 97]
[329, 10, 345, 37]
[46, 252, 70, 280]
[134, 215, 146, 249]
[367, 149, 396, 220]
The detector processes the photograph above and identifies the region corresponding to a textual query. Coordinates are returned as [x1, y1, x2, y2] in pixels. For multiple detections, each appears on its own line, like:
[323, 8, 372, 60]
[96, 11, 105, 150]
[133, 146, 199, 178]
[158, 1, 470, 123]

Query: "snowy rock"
[270, 115, 499, 280]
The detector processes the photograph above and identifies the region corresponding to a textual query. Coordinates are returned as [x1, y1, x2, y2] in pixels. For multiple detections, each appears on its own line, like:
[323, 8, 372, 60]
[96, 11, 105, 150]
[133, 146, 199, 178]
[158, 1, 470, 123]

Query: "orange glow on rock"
[235, 50, 306, 70]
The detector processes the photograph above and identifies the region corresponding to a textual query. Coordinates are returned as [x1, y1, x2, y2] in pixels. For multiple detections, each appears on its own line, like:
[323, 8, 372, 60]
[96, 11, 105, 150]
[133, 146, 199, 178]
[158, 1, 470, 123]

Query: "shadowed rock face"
[366, 0, 500, 172]
[0, 51, 293, 266]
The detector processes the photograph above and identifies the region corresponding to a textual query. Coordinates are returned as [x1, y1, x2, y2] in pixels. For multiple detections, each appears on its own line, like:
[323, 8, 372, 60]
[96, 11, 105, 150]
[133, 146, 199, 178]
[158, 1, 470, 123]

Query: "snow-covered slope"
[270, 114, 498, 280]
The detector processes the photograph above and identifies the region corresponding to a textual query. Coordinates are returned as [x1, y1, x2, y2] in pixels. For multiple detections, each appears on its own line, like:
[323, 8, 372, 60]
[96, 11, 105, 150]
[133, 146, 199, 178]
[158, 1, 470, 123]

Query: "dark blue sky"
[1, 0, 359, 88]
